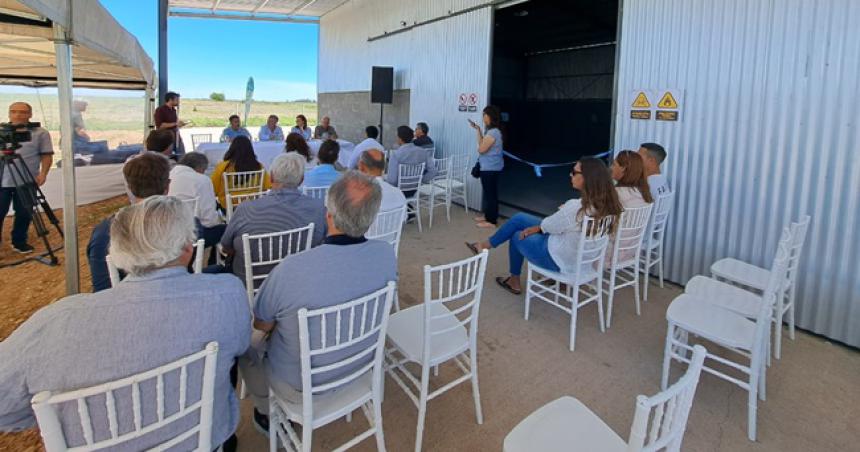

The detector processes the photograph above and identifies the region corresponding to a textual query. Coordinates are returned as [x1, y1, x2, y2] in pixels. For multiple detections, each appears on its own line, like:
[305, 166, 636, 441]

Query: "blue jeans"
[0, 187, 33, 246]
[489, 213, 559, 276]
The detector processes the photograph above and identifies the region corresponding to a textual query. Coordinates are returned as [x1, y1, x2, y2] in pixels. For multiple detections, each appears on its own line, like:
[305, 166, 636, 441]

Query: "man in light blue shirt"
[220, 114, 251, 142]
[0, 196, 251, 450]
[303, 139, 342, 187]
[258, 114, 285, 142]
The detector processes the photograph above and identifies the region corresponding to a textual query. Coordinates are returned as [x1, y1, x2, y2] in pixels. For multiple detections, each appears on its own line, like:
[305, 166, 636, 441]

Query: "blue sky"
[0, 1, 319, 101]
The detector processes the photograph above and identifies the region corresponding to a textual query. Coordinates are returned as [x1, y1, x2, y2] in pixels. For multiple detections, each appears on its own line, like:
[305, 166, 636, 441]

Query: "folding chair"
[191, 133, 212, 151]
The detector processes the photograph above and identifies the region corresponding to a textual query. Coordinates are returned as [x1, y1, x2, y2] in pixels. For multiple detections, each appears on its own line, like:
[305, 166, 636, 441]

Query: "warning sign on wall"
[632, 92, 651, 108]
[655, 89, 682, 121]
[458, 92, 479, 112]
[629, 89, 683, 122]
[629, 90, 654, 120]
[657, 91, 678, 109]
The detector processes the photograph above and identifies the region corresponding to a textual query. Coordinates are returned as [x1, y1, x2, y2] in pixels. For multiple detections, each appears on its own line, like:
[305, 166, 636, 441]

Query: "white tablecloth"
[308, 139, 355, 168]
[196, 141, 286, 174]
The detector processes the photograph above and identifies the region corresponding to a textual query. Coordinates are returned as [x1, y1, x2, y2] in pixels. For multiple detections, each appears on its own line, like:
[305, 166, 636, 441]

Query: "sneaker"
[253, 409, 270, 437]
[12, 243, 34, 254]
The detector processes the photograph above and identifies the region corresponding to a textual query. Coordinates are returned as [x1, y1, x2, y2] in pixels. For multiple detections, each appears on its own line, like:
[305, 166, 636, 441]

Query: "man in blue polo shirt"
[303, 139, 341, 187]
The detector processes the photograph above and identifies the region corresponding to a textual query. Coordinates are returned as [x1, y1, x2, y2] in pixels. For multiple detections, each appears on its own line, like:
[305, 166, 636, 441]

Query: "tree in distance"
[209, 92, 226, 101]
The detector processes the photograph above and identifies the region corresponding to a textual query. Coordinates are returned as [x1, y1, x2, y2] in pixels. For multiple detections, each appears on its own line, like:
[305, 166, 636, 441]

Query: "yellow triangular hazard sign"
[632, 92, 651, 108]
[658, 92, 678, 109]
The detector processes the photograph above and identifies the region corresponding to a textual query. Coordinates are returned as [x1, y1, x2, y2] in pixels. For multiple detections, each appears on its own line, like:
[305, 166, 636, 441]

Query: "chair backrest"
[222, 170, 265, 197]
[576, 215, 616, 273]
[32, 342, 219, 452]
[191, 134, 212, 151]
[366, 205, 407, 257]
[180, 197, 199, 218]
[421, 250, 489, 361]
[242, 223, 315, 304]
[297, 282, 396, 408]
[449, 153, 470, 182]
[302, 185, 329, 200]
[225, 191, 263, 222]
[627, 344, 707, 452]
[610, 204, 654, 267]
[748, 240, 791, 369]
[646, 191, 674, 246]
[432, 156, 452, 182]
[107, 238, 207, 288]
[786, 215, 810, 284]
[397, 162, 425, 192]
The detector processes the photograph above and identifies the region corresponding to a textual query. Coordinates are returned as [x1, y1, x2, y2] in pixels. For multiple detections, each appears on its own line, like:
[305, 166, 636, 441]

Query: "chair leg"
[748, 372, 759, 442]
[302, 418, 312, 452]
[524, 268, 532, 320]
[788, 286, 796, 340]
[416, 198, 423, 233]
[642, 253, 651, 302]
[470, 347, 484, 424]
[606, 269, 617, 329]
[595, 280, 606, 333]
[633, 263, 642, 316]
[775, 290, 786, 360]
[414, 365, 431, 452]
[661, 323, 675, 390]
[268, 402, 278, 452]
[658, 246, 665, 288]
[373, 398, 387, 452]
[428, 192, 434, 229]
[569, 284, 579, 351]
[445, 190, 451, 222]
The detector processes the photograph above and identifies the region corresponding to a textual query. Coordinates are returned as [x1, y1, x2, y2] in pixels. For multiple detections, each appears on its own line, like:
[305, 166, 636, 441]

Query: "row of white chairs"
[394, 153, 472, 233]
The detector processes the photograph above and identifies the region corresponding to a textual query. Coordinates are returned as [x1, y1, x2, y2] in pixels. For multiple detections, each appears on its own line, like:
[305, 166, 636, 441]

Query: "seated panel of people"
[384, 125, 437, 191]
[211, 136, 272, 208]
[290, 114, 313, 141]
[217, 153, 327, 282]
[313, 115, 337, 140]
[348, 125, 383, 169]
[1, 196, 251, 451]
[258, 114, 285, 142]
[220, 114, 252, 143]
[303, 139, 341, 188]
[238, 171, 396, 432]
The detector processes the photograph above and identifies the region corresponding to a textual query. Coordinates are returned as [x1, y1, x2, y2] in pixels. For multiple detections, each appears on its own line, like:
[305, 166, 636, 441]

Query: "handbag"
[471, 161, 481, 178]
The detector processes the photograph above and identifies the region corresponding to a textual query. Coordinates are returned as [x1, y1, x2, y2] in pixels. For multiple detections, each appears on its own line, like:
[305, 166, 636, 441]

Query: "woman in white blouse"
[467, 157, 623, 295]
[611, 150, 653, 207]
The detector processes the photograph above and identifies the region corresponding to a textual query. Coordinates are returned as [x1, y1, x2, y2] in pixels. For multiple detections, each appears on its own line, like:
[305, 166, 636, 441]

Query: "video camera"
[0, 121, 39, 153]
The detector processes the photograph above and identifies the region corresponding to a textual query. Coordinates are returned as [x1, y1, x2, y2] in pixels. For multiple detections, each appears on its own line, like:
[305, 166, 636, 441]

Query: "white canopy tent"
[167, 0, 343, 22]
[0, 0, 155, 294]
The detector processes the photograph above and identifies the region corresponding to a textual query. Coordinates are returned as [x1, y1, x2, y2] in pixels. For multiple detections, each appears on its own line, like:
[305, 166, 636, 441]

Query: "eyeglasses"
[569, 170, 582, 177]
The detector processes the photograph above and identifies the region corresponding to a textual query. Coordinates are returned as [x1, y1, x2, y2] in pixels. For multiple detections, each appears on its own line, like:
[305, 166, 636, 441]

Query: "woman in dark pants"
[469, 105, 504, 228]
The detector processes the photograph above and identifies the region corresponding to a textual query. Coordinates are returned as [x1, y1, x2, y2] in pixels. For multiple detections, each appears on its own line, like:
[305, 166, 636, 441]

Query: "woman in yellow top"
[211, 135, 272, 208]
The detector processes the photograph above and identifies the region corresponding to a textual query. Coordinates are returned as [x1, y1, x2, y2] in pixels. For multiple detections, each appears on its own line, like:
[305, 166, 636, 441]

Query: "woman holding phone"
[468, 105, 504, 228]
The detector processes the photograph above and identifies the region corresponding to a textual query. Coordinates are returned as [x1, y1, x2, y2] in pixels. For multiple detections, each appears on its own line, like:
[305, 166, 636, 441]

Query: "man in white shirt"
[258, 115, 285, 142]
[358, 149, 406, 213]
[348, 125, 383, 169]
[168, 153, 225, 249]
[638, 142, 669, 199]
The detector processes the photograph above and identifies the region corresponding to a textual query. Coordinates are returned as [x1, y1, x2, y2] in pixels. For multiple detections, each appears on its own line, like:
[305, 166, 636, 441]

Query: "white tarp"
[0, 0, 154, 89]
[4, 163, 127, 217]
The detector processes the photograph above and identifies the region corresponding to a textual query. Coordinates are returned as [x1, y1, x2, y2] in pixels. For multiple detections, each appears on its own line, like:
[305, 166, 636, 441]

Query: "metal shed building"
[316, 0, 860, 347]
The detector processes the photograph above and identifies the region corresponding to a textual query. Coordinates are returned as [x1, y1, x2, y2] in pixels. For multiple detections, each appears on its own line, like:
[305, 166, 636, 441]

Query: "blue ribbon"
[502, 150, 613, 177]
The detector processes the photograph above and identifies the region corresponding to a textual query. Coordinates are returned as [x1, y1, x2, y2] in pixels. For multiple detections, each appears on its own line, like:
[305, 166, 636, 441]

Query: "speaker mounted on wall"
[371, 66, 394, 104]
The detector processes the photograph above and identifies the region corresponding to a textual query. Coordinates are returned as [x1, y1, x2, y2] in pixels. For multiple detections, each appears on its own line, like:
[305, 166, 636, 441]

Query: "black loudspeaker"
[371, 66, 394, 104]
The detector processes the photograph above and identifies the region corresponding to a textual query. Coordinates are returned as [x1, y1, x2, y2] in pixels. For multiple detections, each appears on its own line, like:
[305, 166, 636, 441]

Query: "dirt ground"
[0, 195, 128, 451]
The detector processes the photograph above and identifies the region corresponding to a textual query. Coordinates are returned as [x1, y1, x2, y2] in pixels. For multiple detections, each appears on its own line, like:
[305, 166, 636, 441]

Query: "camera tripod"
[0, 150, 63, 267]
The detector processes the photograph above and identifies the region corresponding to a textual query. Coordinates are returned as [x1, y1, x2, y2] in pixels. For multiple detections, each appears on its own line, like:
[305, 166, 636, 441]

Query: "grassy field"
[0, 93, 317, 149]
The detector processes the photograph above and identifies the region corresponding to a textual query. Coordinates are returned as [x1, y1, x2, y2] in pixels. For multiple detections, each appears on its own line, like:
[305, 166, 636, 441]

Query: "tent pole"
[158, 0, 169, 103]
[53, 23, 80, 294]
[144, 84, 154, 141]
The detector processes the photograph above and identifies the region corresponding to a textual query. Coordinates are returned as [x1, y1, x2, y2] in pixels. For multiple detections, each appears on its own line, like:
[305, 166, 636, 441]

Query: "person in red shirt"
[153, 91, 187, 154]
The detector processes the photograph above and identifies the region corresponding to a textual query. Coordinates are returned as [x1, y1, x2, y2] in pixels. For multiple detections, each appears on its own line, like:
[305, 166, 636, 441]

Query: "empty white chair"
[397, 162, 426, 233]
[708, 215, 810, 359]
[504, 345, 707, 452]
[686, 227, 792, 363]
[639, 190, 674, 302]
[33, 342, 219, 452]
[191, 133, 212, 151]
[386, 250, 489, 452]
[604, 204, 653, 328]
[225, 191, 263, 222]
[525, 215, 614, 351]
[107, 239, 206, 287]
[367, 205, 408, 257]
[662, 243, 790, 441]
[302, 185, 329, 200]
[241, 223, 315, 305]
[444, 153, 471, 213]
[417, 157, 452, 228]
[268, 282, 396, 452]
[180, 196, 199, 218]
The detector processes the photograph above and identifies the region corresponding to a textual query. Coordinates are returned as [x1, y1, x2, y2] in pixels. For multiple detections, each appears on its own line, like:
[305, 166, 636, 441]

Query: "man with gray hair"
[168, 152, 224, 249]
[216, 152, 326, 281]
[413, 121, 434, 149]
[0, 196, 251, 451]
[240, 171, 397, 433]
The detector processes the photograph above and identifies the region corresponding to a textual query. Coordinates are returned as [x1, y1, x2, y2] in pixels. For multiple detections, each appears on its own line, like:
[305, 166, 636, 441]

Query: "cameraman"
[0, 102, 53, 254]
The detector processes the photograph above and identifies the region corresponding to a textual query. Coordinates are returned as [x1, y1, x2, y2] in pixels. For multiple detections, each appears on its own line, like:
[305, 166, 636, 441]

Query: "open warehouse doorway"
[491, 0, 619, 216]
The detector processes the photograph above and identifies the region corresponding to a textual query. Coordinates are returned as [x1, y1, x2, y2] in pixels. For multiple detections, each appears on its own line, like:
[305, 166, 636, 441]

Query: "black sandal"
[465, 242, 480, 255]
[495, 276, 522, 295]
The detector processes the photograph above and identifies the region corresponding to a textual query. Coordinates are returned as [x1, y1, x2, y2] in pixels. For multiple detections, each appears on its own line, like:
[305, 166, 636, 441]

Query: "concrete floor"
[234, 207, 860, 451]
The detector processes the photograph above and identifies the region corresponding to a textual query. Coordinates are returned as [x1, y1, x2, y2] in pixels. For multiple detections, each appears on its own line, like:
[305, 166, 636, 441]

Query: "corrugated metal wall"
[614, 0, 860, 347]
[320, 0, 492, 209]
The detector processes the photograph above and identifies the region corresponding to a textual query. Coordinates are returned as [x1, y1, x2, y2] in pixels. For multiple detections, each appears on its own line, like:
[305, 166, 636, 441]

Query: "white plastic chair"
[180, 196, 199, 218]
[525, 216, 615, 351]
[639, 190, 674, 302]
[385, 250, 489, 452]
[417, 157, 452, 228]
[444, 153, 471, 213]
[224, 191, 263, 222]
[191, 133, 212, 152]
[241, 223, 315, 305]
[222, 170, 264, 198]
[367, 205, 408, 258]
[397, 162, 426, 233]
[686, 227, 792, 364]
[302, 185, 329, 200]
[106, 239, 206, 287]
[268, 282, 397, 452]
[604, 204, 653, 328]
[32, 342, 219, 452]
[708, 215, 810, 359]
[662, 243, 790, 441]
[504, 345, 707, 452]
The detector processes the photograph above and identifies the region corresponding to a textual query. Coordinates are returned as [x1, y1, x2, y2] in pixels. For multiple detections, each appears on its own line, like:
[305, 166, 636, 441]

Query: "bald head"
[325, 171, 382, 237]
[8, 102, 33, 124]
[358, 148, 385, 177]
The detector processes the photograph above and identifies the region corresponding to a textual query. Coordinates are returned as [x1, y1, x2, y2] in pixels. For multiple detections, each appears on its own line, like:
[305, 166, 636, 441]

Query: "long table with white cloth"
[196, 139, 355, 174]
